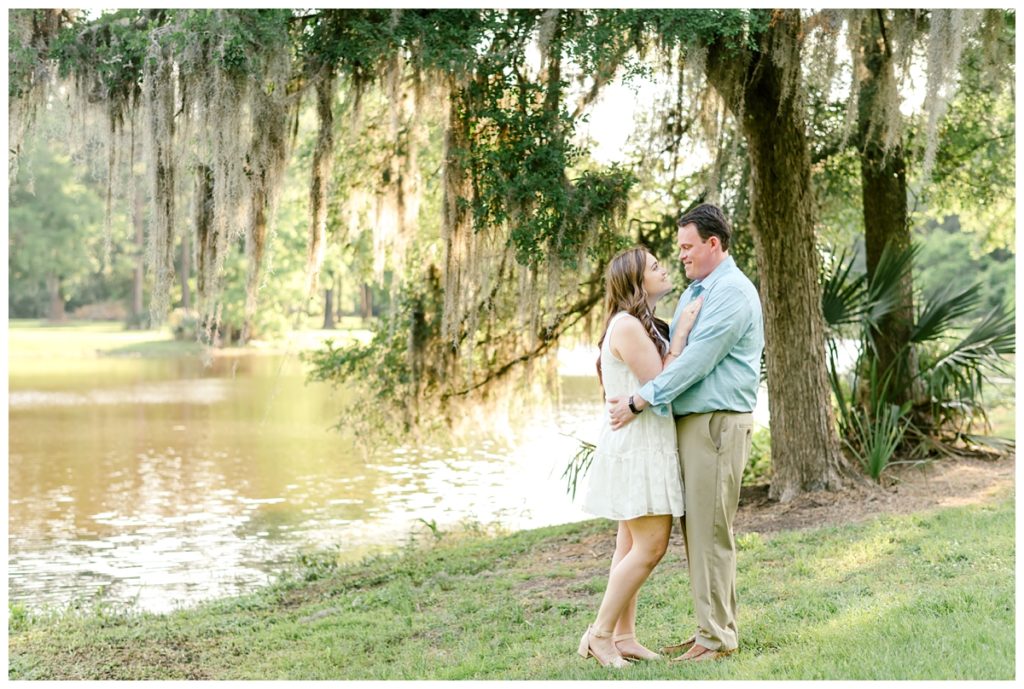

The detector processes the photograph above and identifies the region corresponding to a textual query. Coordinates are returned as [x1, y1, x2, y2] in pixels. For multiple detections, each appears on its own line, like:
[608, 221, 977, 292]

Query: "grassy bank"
[7, 319, 371, 361]
[9, 491, 1014, 680]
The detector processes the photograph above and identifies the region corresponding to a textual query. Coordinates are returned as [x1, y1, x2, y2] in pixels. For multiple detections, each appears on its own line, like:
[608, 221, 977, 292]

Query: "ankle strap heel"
[578, 625, 629, 668]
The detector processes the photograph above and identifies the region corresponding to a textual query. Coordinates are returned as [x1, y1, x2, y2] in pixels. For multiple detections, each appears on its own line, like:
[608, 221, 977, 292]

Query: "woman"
[577, 246, 702, 668]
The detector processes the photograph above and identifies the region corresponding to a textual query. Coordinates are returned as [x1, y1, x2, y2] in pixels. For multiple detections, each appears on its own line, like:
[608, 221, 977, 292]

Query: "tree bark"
[195, 164, 215, 299]
[706, 10, 853, 502]
[46, 274, 65, 321]
[322, 287, 335, 328]
[857, 10, 916, 406]
[360, 283, 373, 319]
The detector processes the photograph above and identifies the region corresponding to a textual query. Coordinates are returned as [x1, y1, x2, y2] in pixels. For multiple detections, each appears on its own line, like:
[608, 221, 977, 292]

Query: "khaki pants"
[676, 411, 753, 651]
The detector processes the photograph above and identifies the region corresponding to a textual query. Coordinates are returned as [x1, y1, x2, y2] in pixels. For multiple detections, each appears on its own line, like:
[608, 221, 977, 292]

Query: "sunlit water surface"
[9, 350, 606, 613]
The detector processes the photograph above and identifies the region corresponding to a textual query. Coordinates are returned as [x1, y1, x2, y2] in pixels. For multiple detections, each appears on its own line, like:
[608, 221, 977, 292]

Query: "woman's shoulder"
[610, 311, 642, 327]
[608, 311, 643, 335]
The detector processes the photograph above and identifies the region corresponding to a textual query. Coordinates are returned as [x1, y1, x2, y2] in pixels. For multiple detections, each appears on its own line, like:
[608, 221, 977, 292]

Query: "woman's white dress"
[581, 311, 685, 520]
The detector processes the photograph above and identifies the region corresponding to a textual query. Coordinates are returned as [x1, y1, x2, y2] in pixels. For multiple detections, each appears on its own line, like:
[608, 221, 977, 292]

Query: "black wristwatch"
[628, 395, 643, 414]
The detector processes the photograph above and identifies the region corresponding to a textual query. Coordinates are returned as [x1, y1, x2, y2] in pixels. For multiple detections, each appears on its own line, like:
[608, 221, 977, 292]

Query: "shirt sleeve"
[638, 284, 753, 416]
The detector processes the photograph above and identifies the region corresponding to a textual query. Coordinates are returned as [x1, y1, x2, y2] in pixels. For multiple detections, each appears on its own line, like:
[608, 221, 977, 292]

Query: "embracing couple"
[578, 203, 764, 667]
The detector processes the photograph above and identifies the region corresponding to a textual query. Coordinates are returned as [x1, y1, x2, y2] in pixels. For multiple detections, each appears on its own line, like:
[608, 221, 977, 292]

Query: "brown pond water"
[8, 348, 603, 613]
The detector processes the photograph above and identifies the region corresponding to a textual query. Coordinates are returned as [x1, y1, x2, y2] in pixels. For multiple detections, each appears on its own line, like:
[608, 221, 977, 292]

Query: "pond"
[8, 344, 604, 613]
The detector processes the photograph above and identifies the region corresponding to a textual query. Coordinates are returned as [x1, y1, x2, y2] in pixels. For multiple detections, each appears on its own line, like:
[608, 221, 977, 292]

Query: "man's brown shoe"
[693, 647, 736, 661]
[669, 644, 736, 663]
[659, 635, 696, 656]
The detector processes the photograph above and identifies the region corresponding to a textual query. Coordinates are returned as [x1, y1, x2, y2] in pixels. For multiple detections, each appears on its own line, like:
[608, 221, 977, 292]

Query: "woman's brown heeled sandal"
[613, 633, 661, 661]
[578, 626, 630, 668]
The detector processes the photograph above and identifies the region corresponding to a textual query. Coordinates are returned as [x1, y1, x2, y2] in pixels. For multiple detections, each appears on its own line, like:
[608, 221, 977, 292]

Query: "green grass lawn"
[7, 319, 190, 359]
[7, 319, 372, 362]
[8, 491, 1014, 680]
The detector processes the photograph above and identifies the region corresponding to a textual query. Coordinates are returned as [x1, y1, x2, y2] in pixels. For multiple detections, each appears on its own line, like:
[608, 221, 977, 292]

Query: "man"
[608, 203, 764, 662]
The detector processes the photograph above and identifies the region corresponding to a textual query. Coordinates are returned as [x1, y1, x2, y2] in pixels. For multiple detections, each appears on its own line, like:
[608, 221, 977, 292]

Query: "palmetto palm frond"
[923, 306, 1015, 401]
[821, 249, 867, 330]
[863, 241, 917, 331]
[911, 282, 982, 344]
[821, 242, 917, 336]
[823, 234, 1014, 463]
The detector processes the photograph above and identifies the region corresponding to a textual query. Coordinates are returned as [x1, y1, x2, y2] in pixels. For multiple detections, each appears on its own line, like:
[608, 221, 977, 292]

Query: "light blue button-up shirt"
[637, 255, 764, 416]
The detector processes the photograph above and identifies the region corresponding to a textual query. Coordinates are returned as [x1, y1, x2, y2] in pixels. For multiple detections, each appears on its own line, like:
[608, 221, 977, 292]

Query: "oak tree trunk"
[857, 10, 916, 406]
[360, 284, 373, 319]
[46, 274, 65, 321]
[195, 164, 215, 298]
[706, 10, 853, 502]
[323, 287, 335, 329]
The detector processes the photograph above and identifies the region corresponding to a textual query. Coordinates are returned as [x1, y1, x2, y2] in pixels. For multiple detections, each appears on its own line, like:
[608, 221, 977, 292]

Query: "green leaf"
[911, 283, 983, 344]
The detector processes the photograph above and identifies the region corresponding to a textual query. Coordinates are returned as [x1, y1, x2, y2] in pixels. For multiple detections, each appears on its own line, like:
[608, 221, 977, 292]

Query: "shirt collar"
[689, 255, 735, 294]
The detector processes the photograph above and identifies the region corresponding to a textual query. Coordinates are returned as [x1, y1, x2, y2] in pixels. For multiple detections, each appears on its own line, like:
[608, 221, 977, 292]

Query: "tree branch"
[875, 9, 892, 59]
[570, 41, 631, 120]
[442, 281, 603, 399]
[942, 131, 1014, 165]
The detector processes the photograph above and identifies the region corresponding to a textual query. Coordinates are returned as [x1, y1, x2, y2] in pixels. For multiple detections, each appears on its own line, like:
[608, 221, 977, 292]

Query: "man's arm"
[609, 285, 752, 429]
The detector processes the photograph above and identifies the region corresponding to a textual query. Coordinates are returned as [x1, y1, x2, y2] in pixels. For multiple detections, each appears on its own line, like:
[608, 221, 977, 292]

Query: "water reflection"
[9, 380, 228, 407]
[8, 351, 599, 612]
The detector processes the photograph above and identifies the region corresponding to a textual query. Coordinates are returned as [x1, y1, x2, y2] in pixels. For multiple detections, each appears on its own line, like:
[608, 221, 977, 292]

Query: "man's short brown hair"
[678, 203, 732, 252]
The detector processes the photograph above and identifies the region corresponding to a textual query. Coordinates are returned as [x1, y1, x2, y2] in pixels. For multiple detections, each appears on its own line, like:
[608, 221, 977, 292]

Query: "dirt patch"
[734, 453, 1015, 535]
[517, 535, 612, 600]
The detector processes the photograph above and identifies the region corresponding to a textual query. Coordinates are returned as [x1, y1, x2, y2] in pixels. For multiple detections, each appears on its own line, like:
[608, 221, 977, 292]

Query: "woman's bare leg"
[610, 521, 637, 637]
[610, 519, 667, 658]
[588, 515, 672, 660]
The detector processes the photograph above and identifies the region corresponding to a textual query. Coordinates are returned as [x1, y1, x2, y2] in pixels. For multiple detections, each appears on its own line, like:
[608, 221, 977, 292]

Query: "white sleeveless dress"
[581, 312, 685, 520]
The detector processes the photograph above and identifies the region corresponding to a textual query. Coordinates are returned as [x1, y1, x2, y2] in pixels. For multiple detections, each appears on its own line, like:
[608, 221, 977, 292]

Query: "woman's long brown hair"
[596, 246, 669, 390]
